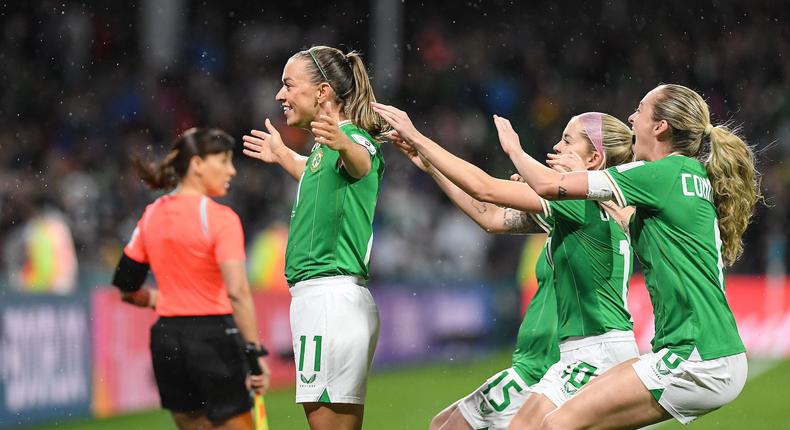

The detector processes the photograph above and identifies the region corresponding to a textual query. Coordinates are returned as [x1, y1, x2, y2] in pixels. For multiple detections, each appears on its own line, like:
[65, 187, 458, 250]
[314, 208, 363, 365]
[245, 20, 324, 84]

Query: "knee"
[540, 412, 580, 430]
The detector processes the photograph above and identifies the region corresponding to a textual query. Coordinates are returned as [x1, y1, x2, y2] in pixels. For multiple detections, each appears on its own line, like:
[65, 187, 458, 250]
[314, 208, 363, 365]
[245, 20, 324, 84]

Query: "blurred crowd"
[1, 0, 788, 291]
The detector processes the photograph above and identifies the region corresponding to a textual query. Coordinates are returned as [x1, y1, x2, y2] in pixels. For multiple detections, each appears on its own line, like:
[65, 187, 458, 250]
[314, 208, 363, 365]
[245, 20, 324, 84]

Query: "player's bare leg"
[172, 411, 212, 430]
[538, 359, 671, 430]
[507, 394, 556, 429]
[430, 404, 472, 430]
[303, 402, 364, 430]
[172, 410, 253, 430]
[215, 412, 254, 430]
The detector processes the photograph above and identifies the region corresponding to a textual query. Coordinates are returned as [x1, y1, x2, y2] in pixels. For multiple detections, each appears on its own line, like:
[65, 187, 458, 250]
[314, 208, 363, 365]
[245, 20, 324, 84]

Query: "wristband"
[245, 342, 269, 358]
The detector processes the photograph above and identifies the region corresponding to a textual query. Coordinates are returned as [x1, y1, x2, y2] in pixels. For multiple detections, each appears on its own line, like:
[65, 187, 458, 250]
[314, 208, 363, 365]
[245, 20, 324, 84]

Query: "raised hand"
[243, 119, 286, 164]
[310, 101, 353, 151]
[493, 115, 524, 157]
[370, 102, 422, 143]
[547, 151, 586, 172]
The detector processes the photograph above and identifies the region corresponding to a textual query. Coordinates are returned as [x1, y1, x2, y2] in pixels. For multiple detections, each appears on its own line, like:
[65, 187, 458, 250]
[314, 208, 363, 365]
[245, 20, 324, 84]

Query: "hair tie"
[704, 123, 714, 136]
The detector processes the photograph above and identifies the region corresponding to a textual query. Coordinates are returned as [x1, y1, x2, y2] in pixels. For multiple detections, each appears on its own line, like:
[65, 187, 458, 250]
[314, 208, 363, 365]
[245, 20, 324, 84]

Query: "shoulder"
[205, 198, 241, 225]
[340, 121, 379, 154]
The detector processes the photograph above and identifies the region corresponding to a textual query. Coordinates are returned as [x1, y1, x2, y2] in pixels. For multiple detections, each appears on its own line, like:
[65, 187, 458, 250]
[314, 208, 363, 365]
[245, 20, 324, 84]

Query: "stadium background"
[0, 0, 788, 428]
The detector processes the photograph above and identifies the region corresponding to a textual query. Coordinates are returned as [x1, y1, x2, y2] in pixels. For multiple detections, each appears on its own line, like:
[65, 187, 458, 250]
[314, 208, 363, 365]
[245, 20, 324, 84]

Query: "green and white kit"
[588, 154, 748, 423]
[456, 245, 560, 429]
[529, 198, 638, 406]
[286, 121, 384, 404]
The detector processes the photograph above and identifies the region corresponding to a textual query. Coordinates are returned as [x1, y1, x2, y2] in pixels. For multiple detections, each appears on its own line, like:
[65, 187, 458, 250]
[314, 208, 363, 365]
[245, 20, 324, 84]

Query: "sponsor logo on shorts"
[299, 373, 317, 384]
[478, 400, 493, 416]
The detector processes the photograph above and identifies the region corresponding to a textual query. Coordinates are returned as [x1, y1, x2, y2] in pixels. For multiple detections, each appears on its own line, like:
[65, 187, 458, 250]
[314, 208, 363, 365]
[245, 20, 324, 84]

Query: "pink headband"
[577, 112, 604, 157]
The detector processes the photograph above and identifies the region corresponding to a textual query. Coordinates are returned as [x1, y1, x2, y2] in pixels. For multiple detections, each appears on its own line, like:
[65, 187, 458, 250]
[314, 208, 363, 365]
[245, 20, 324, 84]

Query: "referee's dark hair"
[132, 128, 234, 190]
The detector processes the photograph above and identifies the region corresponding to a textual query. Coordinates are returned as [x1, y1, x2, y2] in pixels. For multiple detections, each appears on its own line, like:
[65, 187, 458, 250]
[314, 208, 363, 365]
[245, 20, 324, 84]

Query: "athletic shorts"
[150, 315, 251, 423]
[532, 330, 638, 407]
[289, 275, 380, 404]
[456, 367, 533, 430]
[632, 348, 748, 425]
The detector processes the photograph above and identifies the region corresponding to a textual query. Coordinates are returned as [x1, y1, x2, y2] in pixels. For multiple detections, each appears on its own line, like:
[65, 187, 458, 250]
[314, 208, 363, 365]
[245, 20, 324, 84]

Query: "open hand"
[493, 115, 524, 157]
[243, 119, 285, 164]
[311, 101, 353, 151]
[547, 151, 586, 172]
[371, 102, 422, 143]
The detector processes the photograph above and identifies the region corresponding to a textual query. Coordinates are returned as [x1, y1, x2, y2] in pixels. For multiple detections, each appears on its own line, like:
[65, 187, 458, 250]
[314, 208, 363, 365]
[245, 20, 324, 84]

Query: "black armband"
[112, 253, 150, 292]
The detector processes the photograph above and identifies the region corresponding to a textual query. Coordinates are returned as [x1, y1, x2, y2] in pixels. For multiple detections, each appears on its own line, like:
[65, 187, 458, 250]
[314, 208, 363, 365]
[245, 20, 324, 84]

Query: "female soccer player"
[497, 84, 758, 429]
[372, 104, 637, 430]
[391, 135, 559, 430]
[242, 46, 389, 430]
[112, 128, 269, 430]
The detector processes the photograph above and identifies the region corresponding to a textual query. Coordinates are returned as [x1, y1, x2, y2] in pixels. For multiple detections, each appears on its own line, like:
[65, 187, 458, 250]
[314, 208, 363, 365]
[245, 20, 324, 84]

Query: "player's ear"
[317, 82, 334, 104]
[189, 155, 204, 176]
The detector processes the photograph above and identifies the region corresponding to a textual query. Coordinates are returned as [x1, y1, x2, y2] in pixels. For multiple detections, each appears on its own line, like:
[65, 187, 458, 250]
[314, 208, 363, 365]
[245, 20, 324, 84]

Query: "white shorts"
[632, 348, 747, 425]
[289, 275, 380, 404]
[532, 330, 638, 407]
[456, 367, 533, 430]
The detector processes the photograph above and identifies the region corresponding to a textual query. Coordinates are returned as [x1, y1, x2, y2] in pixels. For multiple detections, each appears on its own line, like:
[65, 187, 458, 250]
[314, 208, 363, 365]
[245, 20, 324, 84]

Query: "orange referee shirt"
[124, 193, 245, 316]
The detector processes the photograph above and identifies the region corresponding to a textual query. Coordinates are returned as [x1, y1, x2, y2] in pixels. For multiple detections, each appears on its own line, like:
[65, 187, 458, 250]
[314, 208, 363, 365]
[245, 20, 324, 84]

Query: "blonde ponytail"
[343, 52, 391, 137]
[652, 84, 761, 265]
[706, 124, 760, 265]
[600, 114, 634, 168]
[295, 46, 391, 140]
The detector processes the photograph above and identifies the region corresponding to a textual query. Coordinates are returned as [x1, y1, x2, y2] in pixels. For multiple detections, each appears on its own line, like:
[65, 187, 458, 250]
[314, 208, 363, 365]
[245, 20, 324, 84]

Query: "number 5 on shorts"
[482, 371, 524, 412]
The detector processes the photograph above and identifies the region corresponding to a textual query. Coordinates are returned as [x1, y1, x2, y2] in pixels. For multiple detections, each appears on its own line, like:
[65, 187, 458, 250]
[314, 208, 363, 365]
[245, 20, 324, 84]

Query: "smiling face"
[275, 57, 322, 129]
[552, 117, 601, 170]
[628, 87, 664, 161]
[193, 151, 236, 197]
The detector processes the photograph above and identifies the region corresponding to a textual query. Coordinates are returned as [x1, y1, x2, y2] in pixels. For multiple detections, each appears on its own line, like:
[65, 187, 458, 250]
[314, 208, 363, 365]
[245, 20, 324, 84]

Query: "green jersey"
[511, 245, 560, 386]
[604, 155, 744, 360]
[534, 199, 634, 340]
[284, 121, 384, 284]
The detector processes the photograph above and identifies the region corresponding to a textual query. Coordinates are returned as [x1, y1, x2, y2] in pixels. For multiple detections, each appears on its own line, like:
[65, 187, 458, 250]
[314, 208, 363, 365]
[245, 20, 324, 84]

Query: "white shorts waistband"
[559, 330, 636, 353]
[289, 275, 367, 297]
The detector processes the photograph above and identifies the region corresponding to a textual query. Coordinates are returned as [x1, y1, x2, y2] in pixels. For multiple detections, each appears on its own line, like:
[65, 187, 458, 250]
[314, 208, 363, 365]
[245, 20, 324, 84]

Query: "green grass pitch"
[22, 353, 790, 429]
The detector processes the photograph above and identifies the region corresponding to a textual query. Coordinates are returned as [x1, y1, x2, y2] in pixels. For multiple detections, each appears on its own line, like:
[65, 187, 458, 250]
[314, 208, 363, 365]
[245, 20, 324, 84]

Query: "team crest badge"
[309, 147, 324, 172]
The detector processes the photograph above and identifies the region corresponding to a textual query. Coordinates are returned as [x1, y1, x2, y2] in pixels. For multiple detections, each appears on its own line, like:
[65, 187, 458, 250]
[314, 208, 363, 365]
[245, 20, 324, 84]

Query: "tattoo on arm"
[503, 209, 539, 234]
[558, 186, 567, 198]
[471, 199, 488, 214]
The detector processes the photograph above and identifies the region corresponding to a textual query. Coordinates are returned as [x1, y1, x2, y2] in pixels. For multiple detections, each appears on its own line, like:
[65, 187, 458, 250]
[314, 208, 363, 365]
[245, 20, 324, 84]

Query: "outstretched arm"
[243, 118, 308, 181]
[494, 115, 592, 201]
[373, 102, 544, 213]
[391, 135, 543, 234]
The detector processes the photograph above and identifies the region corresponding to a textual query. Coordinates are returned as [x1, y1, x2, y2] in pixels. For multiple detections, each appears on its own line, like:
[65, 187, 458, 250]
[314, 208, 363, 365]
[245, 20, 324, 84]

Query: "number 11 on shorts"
[298, 335, 323, 382]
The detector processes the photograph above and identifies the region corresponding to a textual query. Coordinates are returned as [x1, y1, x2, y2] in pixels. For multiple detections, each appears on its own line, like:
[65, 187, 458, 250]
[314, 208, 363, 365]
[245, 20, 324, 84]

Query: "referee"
[112, 128, 270, 430]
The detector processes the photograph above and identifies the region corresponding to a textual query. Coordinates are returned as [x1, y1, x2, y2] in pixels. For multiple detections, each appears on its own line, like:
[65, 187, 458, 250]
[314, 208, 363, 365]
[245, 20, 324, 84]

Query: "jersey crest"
[309, 147, 324, 173]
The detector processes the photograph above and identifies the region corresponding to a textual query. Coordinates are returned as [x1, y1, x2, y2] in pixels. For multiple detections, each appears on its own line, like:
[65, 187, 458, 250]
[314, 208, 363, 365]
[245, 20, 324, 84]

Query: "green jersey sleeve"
[545, 200, 587, 226]
[340, 121, 380, 160]
[603, 160, 677, 209]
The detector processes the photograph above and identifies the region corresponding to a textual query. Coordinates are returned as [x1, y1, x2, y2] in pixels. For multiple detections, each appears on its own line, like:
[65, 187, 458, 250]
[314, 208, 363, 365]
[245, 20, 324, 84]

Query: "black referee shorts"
[150, 315, 252, 423]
